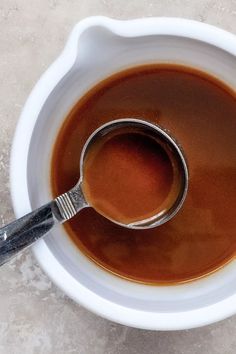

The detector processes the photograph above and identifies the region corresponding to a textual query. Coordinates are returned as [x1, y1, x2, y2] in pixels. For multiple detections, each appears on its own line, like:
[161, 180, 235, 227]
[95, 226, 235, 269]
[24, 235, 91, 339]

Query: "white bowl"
[10, 17, 236, 330]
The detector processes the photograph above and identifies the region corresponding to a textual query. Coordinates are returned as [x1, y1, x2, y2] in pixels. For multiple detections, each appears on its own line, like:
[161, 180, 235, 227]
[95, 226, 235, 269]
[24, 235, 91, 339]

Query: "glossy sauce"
[51, 64, 236, 284]
[83, 129, 182, 225]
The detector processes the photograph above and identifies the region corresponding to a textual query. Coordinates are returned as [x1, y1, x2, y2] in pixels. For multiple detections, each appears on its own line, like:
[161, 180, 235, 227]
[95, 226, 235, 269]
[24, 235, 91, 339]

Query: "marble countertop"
[1, 1, 236, 353]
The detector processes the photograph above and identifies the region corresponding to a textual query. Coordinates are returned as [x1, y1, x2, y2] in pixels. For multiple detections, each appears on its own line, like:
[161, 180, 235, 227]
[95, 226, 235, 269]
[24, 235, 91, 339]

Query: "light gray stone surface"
[0, 0, 236, 353]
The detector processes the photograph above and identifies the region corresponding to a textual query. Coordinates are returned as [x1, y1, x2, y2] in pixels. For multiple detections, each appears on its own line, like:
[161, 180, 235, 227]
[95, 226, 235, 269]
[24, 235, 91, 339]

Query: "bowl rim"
[10, 16, 236, 330]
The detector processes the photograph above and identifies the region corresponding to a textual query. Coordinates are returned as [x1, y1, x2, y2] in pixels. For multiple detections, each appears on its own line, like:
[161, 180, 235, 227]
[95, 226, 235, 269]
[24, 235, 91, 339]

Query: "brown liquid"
[83, 129, 182, 225]
[51, 64, 236, 284]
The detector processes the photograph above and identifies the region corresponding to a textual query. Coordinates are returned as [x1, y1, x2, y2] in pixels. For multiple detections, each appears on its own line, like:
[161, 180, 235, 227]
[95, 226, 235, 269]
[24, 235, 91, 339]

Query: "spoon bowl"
[77, 118, 188, 229]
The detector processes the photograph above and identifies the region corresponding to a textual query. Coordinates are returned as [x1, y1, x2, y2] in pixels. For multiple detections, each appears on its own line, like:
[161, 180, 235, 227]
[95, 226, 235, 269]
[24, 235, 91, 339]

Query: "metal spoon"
[0, 119, 188, 266]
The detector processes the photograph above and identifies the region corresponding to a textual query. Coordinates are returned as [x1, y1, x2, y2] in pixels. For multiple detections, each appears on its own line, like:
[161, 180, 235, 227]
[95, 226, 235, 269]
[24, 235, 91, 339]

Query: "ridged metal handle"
[55, 181, 87, 221]
[0, 182, 87, 266]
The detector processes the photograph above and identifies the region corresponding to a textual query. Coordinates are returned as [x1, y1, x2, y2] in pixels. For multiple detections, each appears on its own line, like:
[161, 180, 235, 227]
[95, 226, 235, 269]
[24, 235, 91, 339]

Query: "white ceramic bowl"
[10, 17, 236, 330]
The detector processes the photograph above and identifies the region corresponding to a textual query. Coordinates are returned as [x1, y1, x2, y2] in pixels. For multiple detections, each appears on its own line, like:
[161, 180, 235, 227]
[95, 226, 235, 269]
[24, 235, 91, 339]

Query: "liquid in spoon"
[83, 128, 183, 225]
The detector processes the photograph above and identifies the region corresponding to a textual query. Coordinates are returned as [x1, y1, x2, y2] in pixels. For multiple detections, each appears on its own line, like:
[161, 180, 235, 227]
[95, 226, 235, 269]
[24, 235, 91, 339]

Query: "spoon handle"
[0, 182, 87, 266]
[0, 201, 61, 266]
